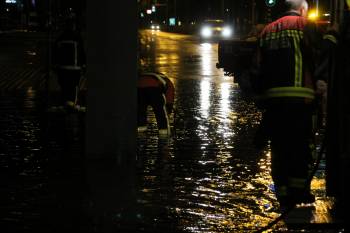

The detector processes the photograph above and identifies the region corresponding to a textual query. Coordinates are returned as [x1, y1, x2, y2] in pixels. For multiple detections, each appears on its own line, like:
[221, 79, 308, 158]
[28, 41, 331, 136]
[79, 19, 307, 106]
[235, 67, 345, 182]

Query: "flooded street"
[138, 30, 282, 232]
[0, 30, 336, 233]
[137, 30, 335, 232]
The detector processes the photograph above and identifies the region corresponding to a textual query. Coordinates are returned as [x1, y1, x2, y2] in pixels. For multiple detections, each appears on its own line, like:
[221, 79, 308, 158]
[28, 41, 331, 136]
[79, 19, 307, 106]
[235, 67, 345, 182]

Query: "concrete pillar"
[86, 1, 136, 161]
[85, 1, 137, 231]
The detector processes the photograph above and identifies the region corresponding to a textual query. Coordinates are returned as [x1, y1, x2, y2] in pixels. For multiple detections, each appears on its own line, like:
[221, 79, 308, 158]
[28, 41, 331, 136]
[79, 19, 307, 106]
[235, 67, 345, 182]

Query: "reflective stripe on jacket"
[323, 34, 338, 44]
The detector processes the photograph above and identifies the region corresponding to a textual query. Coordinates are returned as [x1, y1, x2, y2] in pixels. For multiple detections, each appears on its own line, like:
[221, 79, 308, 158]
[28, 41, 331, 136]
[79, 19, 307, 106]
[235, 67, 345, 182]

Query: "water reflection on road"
[137, 30, 280, 232]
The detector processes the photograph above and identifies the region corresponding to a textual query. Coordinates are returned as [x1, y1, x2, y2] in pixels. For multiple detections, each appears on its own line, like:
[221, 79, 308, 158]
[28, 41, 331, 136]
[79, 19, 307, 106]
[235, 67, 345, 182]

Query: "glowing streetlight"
[308, 9, 319, 20]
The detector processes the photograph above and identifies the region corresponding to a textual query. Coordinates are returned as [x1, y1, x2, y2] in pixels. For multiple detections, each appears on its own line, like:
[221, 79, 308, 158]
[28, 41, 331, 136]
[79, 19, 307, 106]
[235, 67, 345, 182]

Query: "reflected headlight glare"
[201, 27, 212, 37]
[222, 27, 232, 37]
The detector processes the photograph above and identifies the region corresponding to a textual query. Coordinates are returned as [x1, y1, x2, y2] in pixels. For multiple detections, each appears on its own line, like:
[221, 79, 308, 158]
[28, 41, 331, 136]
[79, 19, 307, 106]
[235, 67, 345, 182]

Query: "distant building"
[0, 0, 86, 31]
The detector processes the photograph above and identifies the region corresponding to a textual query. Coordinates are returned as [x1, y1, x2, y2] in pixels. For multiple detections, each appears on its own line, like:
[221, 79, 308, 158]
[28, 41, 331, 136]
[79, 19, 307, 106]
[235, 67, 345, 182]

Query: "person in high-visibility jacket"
[254, 0, 318, 208]
[137, 72, 175, 136]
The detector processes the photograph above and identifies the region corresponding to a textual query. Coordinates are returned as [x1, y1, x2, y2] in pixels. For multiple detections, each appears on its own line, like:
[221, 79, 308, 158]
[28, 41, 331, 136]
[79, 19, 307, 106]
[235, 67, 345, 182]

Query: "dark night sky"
[140, 0, 332, 26]
[166, 0, 253, 22]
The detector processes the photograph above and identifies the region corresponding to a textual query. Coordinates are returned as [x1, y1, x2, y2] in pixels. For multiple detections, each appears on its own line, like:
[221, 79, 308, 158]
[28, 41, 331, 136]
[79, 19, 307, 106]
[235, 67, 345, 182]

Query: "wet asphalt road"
[0, 30, 338, 233]
[138, 30, 273, 232]
[0, 31, 87, 233]
[137, 30, 335, 232]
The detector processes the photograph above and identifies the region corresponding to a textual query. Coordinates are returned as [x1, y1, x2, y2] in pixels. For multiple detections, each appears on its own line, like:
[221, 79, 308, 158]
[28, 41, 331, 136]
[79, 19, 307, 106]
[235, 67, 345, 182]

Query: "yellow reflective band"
[323, 34, 337, 44]
[293, 30, 303, 87]
[264, 87, 315, 99]
[264, 30, 303, 41]
[298, 30, 303, 38]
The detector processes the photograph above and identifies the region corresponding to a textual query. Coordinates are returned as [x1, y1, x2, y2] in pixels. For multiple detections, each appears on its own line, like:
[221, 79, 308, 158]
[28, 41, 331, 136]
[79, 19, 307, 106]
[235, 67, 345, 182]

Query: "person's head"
[284, 0, 309, 17]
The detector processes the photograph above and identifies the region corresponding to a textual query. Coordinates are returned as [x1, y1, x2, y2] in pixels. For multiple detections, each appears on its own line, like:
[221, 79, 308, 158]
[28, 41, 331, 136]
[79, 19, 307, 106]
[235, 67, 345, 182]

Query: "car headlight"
[222, 27, 232, 37]
[151, 25, 155, 29]
[201, 27, 212, 37]
[156, 25, 160, 30]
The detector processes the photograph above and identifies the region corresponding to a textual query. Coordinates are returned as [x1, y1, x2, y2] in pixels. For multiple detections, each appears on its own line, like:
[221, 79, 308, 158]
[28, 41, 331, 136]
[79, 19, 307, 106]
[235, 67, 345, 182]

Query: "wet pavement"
[0, 31, 87, 233]
[0, 30, 345, 233]
[137, 30, 343, 232]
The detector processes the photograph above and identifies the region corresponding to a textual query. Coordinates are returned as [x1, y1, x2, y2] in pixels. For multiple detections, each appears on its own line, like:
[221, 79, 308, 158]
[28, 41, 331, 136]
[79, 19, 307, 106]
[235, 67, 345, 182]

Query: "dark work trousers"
[263, 102, 314, 194]
[56, 69, 81, 104]
[138, 87, 168, 130]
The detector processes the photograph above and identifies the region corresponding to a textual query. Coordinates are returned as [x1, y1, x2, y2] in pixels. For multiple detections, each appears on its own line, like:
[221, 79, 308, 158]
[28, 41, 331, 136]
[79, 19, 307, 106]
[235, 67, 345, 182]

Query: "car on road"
[199, 19, 233, 41]
[150, 22, 161, 31]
